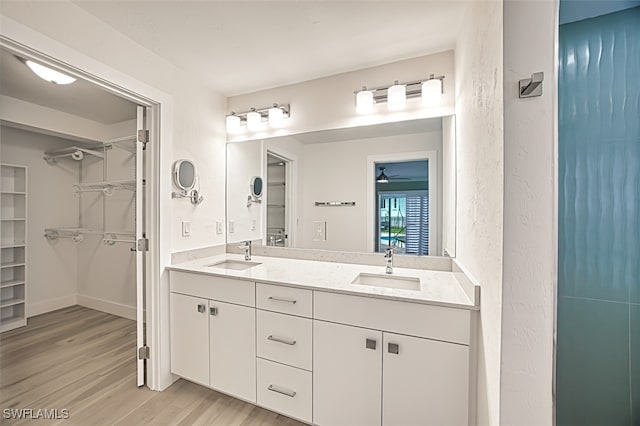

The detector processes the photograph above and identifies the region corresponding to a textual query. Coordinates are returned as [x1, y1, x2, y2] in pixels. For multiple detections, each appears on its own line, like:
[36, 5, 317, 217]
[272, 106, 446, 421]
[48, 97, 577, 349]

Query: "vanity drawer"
[257, 358, 312, 423]
[170, 271, 255, 307]
[256, 283, 312, 318]
[314, 291, 471, 345]
[257, 310, 312, 371]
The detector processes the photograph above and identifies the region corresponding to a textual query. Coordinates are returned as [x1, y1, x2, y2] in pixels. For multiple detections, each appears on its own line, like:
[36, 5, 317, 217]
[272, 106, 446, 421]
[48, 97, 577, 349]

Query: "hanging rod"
[103, 232, 136, 246]
[102, 135, 137, 154]
[44, 227, 99, 242]
[44, 146, 105, 164]
[315, 201, 356, 207]
[73, 180, 136, 196]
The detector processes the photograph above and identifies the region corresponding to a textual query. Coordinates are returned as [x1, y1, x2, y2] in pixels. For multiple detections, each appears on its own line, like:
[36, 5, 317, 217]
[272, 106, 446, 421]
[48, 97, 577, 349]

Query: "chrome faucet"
[241, 240, 252, 261]
[384, 248, 394, 274]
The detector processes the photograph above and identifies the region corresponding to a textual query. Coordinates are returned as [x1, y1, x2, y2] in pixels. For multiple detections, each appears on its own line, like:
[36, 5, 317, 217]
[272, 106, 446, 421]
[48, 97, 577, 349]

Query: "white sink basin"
[206, 260, 262, 271]
[351, 273, 421, 291]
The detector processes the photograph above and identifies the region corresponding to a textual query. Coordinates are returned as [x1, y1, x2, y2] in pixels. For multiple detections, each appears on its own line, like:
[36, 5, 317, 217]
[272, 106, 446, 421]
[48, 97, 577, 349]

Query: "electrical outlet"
[182, 221, 191, 237]
[216, 221, 223, 235]
[228, 221, 235, 233]
[251, 219, 257, 231]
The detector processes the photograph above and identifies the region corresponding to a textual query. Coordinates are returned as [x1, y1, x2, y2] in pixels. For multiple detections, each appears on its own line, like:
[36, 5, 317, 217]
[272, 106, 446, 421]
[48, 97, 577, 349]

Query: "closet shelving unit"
[1, 164, 28, 332]
[44, 135, 138, 247]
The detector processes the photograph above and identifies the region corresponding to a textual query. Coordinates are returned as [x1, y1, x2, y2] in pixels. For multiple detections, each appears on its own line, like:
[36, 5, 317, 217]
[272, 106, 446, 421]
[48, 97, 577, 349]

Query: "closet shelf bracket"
[73, 180, 137, 196]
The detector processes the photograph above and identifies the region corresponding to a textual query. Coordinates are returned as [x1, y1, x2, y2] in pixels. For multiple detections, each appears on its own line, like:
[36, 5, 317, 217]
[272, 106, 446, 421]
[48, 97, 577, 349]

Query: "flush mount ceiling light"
[353, 75, 445, 113]
[25, 60, 76, 85]
[376, 167, 389, 183]
[225, 104, 290, 133]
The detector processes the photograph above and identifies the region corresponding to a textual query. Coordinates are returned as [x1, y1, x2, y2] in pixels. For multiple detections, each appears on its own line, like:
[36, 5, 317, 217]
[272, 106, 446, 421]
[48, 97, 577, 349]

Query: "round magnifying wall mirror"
[174, 159, 196, 191]
[250, 176, 263, 199]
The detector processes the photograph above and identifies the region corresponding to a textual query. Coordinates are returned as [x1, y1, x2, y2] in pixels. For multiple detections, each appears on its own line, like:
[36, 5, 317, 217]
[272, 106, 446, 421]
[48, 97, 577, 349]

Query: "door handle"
[197, 304, 206, 313]
[366, 338, 377, 350]
[388, 343, 399, 354]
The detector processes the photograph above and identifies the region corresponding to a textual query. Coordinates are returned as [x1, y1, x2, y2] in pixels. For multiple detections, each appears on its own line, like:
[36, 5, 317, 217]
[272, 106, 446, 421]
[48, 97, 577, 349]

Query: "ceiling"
[0, 49, 137, 125]
[73, 1, 466, 96]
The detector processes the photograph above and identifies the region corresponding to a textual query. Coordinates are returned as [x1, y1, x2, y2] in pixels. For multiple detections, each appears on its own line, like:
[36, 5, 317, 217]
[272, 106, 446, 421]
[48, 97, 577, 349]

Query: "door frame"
[1, 21, 170, 391]
[366, 151, 439, 255]
[263, 147, 298, 248]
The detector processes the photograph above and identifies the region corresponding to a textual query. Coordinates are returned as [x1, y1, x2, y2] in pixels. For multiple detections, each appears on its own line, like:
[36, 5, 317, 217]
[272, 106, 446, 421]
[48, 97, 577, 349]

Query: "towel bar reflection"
[314, 201, 356, 207]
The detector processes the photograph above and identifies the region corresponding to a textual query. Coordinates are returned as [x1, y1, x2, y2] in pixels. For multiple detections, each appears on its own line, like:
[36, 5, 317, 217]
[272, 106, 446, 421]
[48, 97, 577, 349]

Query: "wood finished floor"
[0, 306, 305, 425]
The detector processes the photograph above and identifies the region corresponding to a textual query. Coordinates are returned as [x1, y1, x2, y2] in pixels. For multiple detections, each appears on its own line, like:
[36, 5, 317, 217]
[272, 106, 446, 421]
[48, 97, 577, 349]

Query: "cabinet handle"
[267, 335, 296, 346]
[388, 343, 399, 355]
[197, 304, 206, 313]
[209, 307, 218, 316]
[268, 384, 296, 398]
[365, 338, 377, 350]
[268, 296, 297, 304]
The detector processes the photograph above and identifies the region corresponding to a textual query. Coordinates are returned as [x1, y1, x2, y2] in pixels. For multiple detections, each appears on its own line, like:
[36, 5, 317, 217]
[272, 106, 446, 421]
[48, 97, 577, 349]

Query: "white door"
[135, 106, 147, 386]
[383, 333, 469, 426]
[169, 292, 209, 386]
[209, 300, 256, 403]
[313, 320, 382, 426]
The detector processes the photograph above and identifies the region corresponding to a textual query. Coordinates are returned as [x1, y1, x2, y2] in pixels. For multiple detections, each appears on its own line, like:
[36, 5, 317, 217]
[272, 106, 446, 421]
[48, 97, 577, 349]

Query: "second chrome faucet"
[241, 240, 252, 261]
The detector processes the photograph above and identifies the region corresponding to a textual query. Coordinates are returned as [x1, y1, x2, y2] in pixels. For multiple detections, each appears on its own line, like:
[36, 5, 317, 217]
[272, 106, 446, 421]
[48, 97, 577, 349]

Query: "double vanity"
[167, 253, 479, 425]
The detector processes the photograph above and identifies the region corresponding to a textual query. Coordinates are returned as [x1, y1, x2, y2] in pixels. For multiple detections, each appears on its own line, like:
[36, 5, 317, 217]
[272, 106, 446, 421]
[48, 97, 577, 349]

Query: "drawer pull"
[268, 296, 297, 304]
[267, 335, 297, 346]
[268, 384, 296, 398]
[388, 343, 399, 355]
[197, 304, 206, 313]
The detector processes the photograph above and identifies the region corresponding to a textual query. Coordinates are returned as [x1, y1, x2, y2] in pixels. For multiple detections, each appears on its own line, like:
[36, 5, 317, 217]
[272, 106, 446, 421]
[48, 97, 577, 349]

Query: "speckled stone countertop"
[167, 254, 479, 310]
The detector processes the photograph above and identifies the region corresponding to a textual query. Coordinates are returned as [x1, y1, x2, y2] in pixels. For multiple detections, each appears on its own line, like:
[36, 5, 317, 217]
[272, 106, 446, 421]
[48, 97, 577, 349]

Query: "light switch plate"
[313, 221, 326, 241]
[251, 219, 257, 231]
[216, 221, 223, 234]
[182, 221, 191, 237]
[228, 221, 235, 233]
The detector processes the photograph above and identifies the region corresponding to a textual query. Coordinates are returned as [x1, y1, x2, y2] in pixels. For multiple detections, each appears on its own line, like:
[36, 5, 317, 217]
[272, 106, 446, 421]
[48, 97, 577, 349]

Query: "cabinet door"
[383, 333, 469, 426]
[313, 320, 382, 426]
[170, 292, 209, 386]
[209, 300, 256, 403]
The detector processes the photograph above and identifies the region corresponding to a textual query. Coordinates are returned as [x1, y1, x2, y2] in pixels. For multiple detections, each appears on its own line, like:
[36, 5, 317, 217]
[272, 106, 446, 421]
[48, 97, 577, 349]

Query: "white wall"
[442, 115, 457, 257]
[0, 126, 79, 316]
[227, 51, 455, 141]
[500, 1, 557, 424]
[454, 1, 504, 425]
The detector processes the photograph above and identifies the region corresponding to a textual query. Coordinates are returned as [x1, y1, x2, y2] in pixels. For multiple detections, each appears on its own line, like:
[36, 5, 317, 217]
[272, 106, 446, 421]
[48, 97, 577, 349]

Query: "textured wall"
[557, 7, 640, 425]
[454, 1, 504, 424]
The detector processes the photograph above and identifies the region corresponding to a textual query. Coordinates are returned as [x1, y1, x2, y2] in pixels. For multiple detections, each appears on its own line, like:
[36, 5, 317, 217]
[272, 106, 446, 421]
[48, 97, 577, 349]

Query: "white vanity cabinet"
[170, 271, 256, 403]
[313, 291, 472, 426]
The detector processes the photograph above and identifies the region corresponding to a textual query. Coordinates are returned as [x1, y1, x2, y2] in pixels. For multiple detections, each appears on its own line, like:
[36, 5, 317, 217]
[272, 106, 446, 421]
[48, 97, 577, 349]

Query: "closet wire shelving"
[43, 135, 139, 247]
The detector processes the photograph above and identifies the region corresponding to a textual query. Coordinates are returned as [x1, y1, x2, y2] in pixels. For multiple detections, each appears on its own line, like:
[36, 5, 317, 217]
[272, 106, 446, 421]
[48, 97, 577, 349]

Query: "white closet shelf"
[44, 146, 105, 164]
[0, 261, 25, 269]
[1, 244, 25, 249]
[1, 191, 26, 195]
[0, 280, 25, 289]
[0, 317, 26, 333]
[44, 227, 99, 242]
[73, 180, 136, 196]
[1, 218, 26, 221]
[0, 297, 25, 308]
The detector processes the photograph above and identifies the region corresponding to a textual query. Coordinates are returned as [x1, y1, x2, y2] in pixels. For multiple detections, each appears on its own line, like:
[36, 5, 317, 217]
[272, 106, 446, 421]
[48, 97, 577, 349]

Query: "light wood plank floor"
[0, 306, 305, 425]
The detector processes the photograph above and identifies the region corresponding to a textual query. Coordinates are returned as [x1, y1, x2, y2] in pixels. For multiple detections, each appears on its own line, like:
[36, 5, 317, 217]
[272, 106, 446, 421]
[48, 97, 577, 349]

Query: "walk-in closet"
[0, 46, 146, 382]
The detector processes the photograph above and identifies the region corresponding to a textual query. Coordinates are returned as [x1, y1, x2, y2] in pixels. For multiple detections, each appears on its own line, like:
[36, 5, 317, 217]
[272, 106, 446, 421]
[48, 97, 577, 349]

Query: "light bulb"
[421, 78, 442, 106]
[356, 88, 374, 114]
[268, 105, 284, 128]
[387, 81, 406, 110]
[25, 60, 76, 85]
[246, 110, 262, 131]
[226, 114, 241, 133]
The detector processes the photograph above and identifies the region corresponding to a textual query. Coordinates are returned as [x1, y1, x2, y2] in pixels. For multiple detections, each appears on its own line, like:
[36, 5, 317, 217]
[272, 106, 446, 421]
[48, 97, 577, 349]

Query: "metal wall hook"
[519, 72, 544, 98]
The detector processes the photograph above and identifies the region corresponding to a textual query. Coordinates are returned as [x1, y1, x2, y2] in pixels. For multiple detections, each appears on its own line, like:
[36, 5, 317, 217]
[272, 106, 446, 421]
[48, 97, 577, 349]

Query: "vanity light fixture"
[387, 80, 406, 110]
[25, 60, 76, 85]
[356, 87, 374, 114]
[225, 104, 290, 133]
[353, 75, 445, 113]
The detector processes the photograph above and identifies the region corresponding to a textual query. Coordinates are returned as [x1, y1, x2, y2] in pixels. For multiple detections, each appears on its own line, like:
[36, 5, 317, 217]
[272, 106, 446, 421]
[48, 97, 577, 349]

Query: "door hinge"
[138, 345, 150, 360]
[137, 238, 149, 252]
[137, 129, 149, 144]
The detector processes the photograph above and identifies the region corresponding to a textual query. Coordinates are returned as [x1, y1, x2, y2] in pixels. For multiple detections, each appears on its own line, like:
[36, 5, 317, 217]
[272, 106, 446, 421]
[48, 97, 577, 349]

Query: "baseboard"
[27, 294, 78, 318]
[77, 294, 136, 320]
